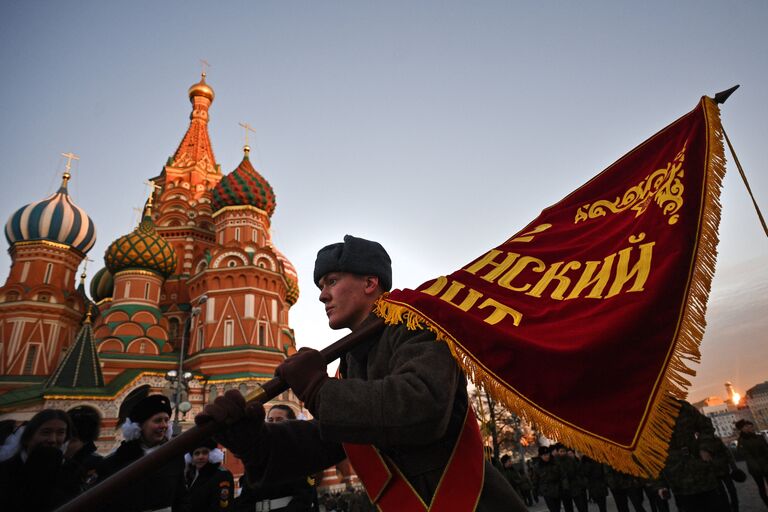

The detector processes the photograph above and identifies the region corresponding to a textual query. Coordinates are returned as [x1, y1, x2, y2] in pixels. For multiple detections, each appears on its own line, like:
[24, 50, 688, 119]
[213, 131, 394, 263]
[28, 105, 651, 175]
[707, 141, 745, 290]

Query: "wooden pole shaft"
[55, 317, 386, 512]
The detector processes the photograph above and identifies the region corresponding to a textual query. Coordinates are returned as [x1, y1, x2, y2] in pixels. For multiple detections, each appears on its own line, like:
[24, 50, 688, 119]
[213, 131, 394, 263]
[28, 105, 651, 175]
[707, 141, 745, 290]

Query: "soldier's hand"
[195, 389, 265, 460]
[699, 449, 713, 462]
[275, 348, 329, 415]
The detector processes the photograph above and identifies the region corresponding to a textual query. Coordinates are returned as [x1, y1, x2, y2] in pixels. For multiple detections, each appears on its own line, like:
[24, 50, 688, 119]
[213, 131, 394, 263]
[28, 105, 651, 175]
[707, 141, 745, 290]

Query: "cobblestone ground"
[525, 462, 767, 512]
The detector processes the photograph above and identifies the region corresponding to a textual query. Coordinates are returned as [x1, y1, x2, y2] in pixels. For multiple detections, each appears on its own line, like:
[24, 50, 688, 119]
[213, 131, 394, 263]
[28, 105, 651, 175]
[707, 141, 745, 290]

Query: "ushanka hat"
[314, 235, 392, 291]
[129, 394, 172, 424]
[185, 437, 224, 465]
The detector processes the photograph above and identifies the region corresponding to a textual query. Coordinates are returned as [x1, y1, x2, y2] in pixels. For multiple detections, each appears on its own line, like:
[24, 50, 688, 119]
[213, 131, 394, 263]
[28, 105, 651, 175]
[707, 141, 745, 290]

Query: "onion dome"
[90, 267, 114, 303]
[188, 73, 214, 102]
[5, 173, 96, 253]
[104, 211, 177, 278]
[211, 148, 276, 216]
[272, 245, 299, 306]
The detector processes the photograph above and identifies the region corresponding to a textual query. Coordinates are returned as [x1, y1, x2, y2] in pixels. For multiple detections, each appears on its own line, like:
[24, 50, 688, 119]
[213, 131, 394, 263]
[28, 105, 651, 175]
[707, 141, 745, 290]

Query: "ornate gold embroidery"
[575, 142, 687, 225]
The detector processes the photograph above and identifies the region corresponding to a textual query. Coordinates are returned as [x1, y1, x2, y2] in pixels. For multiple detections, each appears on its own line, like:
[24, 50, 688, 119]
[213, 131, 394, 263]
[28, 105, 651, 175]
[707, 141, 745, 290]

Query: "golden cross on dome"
[200, 59, 211, 77]
[60, 152, 80, 182]
[238, 122, 257, 151]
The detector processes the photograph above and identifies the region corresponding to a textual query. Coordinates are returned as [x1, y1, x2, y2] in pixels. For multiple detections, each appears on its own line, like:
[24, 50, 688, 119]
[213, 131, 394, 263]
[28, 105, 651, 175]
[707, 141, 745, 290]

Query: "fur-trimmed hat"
[735, 419, 753, 431]
[314, 235, 392, 291]
[129, 395, 172, 425]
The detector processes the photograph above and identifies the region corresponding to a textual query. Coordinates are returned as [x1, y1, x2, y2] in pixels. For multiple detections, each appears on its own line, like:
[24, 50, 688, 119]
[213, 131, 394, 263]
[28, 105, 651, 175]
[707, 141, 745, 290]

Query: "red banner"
[375, 97, 725, 476]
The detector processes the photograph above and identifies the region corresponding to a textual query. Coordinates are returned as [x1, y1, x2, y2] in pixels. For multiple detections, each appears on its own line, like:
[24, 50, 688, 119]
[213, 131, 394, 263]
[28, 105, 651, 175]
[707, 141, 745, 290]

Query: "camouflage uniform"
[533, 456, 564, 512]
[605, 466, 647, 512]
[659, 400, 729, 512]
[736, 429, 768, 507]
[581, 457, 609, 512]
[711, 437, 739, 512]
[558, 455, 588, 512]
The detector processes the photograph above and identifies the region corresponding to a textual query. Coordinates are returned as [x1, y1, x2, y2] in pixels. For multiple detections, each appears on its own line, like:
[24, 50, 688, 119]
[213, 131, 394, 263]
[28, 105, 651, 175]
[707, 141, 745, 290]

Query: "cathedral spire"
[169, 73, 218, 174]
[45, 312, 104, 389]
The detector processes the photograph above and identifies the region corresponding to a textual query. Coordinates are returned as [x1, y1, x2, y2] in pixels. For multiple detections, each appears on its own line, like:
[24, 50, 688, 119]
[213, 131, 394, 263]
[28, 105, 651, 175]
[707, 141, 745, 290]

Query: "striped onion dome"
[104, 213, 177, 278]
[5, 174, 96, 253]
[90, 267, 114, 303]
[211, 148, 276, 216]
[271, 244, 299, 306]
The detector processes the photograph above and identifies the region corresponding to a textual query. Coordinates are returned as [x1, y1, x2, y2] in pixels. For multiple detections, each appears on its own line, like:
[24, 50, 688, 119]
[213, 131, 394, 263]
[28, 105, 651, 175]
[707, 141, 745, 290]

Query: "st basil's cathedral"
[0, 74, 337, 483]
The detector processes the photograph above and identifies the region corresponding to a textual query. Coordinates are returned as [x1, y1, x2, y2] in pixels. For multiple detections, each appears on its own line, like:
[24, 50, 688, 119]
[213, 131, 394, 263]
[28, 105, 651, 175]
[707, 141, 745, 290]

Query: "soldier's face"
[267, 408, 290, 423]
[27, 419, 68, 452]
[318, 272, 380, 330]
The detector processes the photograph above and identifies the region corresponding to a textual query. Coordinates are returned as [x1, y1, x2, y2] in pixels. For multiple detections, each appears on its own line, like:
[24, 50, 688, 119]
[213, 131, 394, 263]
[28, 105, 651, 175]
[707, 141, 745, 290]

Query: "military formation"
[516, 400, 768, 512]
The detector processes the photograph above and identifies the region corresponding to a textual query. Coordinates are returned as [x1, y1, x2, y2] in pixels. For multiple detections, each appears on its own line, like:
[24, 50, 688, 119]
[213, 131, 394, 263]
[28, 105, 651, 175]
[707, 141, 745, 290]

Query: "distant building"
[745, 381, 768, 430]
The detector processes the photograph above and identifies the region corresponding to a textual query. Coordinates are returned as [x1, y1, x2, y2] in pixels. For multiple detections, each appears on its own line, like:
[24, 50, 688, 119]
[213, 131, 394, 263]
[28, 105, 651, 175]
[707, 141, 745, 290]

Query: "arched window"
[209, 385, 218, 402]
[43, 263, 53, 284]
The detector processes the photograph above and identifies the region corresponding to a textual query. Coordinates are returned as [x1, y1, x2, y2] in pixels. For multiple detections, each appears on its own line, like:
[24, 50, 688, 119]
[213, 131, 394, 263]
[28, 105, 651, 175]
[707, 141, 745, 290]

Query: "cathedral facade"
[0, 75, 303, 452]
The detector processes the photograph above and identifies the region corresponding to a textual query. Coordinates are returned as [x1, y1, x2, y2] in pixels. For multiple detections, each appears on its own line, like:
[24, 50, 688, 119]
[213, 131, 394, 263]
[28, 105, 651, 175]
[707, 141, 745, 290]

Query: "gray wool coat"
[245, 320, 526, 511]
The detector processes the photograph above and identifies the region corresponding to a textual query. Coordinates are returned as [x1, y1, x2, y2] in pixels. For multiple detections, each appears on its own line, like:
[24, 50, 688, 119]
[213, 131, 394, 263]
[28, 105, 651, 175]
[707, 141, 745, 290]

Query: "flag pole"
[54, 317, 386, 512]
[712, 85, 767, 238]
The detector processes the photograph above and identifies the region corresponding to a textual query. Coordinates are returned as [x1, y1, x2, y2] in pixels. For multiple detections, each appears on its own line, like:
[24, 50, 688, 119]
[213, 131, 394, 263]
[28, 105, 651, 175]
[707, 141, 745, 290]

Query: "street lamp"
[165, 294, 207, 436]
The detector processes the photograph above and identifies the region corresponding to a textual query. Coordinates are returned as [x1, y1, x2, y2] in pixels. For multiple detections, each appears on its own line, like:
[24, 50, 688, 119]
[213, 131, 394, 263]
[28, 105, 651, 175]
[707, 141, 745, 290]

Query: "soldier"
[197, 235, 526, 511]
[656, 400, 729, 512]
[533, 445, 564, 512]
[580, 455, 609, 512]
[234, 404, 317, 511]
[711, 436, 741, 512]
[605, 466, 647, 512]
[185, 438, 234, 512]
[735, 419, 768, 508]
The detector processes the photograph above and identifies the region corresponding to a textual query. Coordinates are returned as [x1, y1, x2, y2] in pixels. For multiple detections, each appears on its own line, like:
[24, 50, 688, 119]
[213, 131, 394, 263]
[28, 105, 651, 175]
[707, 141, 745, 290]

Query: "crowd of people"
[520, 402, 768, 512]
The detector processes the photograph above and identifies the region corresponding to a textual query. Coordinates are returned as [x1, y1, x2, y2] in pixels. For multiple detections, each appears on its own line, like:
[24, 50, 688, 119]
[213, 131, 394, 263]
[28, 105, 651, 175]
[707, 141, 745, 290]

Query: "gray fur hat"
[314, 235, 392, 291]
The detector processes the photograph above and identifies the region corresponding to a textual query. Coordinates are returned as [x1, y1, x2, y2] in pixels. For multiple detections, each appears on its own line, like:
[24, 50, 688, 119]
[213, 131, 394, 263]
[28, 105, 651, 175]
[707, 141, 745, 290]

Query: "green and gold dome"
[104, 212, 177, 278]
[212, 147, 276, 216]
[90, 267, 114, 303]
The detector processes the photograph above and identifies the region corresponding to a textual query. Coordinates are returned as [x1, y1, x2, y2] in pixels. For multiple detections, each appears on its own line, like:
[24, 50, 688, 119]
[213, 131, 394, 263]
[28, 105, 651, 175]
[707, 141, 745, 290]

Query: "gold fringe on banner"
[374, 97, 725, 477]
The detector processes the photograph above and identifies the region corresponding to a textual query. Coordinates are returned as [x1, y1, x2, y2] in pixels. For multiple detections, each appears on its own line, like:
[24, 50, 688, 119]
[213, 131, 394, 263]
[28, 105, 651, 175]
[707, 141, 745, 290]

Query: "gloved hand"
[195, 389, 265, 460]
[275, 348, 329, 415]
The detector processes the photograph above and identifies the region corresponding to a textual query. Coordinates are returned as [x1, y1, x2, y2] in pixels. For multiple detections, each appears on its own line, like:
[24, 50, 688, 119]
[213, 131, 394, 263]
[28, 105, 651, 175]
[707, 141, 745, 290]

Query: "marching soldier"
[197, 235, 526, 511]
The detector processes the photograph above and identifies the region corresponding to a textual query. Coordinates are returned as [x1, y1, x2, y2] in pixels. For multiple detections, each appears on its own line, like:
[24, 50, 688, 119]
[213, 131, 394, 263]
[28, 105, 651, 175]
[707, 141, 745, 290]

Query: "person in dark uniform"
[186, 438, 234, 511]
[605, 466, 647, 512]
[533, 445, 564, 512]
[97, 394, 189, 512]
[656, 400, 729, 512]
[197, 235, 526, 512]
[735, 419, 768, 508]
[0, 408, 80, 512]
[234, 404, 317, 511]
[580, 455, 608, 512]
[64, 404, 103, 491]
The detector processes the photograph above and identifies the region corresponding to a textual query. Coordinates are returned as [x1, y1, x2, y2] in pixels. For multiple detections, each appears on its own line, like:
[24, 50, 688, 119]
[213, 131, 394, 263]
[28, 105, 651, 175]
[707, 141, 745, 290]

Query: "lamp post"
[166, 294, 207, 436]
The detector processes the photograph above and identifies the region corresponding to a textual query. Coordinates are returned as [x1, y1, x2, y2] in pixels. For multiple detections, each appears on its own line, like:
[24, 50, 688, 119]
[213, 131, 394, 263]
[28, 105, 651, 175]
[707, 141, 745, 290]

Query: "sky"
[0, 1, 766, 401]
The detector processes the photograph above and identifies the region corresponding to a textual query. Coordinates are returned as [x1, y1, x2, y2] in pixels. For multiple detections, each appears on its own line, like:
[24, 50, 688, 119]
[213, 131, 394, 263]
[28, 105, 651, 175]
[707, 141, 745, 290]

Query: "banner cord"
[722, 126, 768, 237]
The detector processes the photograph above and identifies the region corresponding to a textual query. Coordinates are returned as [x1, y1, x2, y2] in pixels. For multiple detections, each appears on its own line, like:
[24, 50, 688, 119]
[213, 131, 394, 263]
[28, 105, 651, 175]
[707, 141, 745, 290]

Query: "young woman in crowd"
[0, 408, 80, 511]
[97, 394, 189, 511]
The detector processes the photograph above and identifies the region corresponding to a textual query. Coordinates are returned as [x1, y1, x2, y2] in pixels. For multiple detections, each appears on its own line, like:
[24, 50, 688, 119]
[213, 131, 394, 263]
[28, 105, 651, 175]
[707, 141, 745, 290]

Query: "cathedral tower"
[0, 161, 96, 388]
